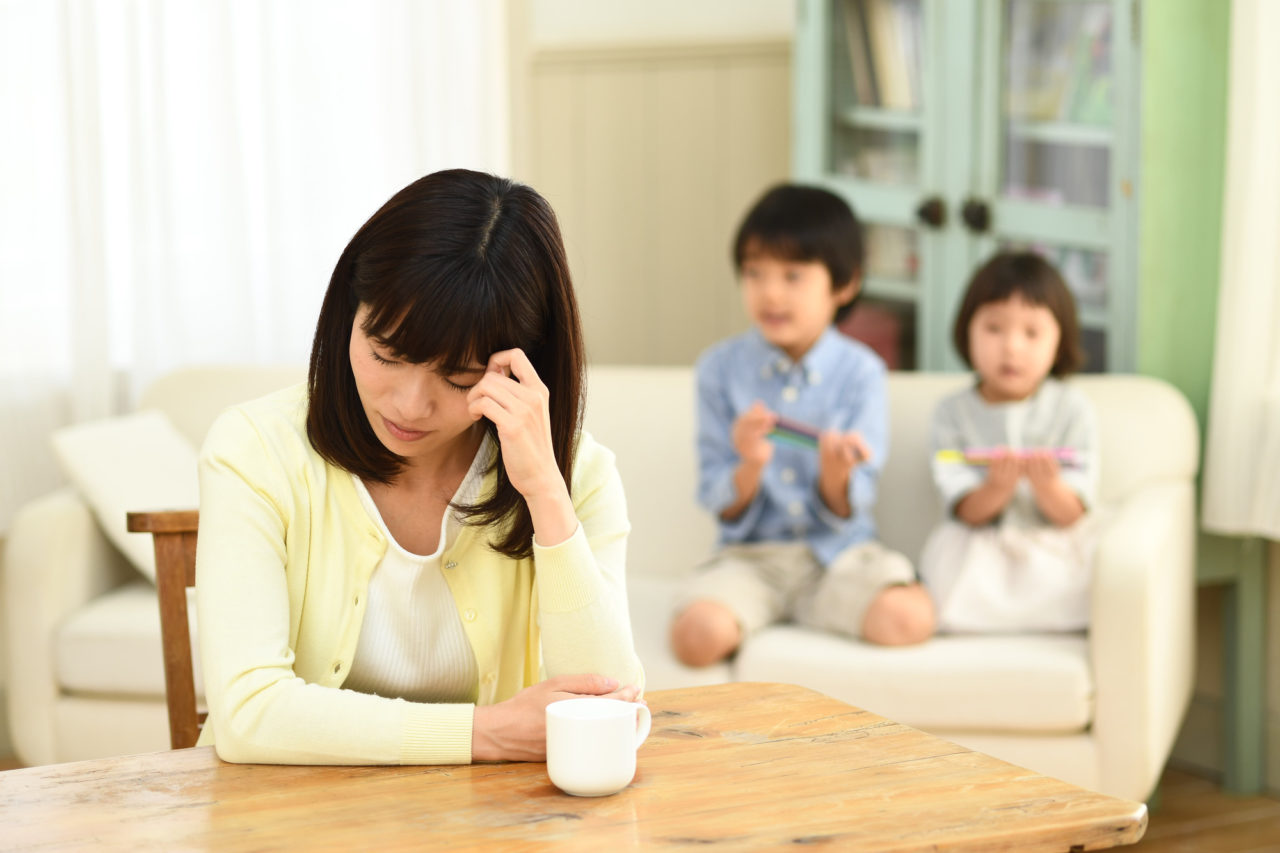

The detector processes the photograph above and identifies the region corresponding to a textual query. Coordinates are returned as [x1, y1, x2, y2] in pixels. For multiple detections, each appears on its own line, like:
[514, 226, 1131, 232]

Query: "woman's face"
[348, 305, 486, 465]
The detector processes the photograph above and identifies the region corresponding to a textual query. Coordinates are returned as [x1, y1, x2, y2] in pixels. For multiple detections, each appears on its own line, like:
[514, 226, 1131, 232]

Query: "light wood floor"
[0, 756, 1274, 849]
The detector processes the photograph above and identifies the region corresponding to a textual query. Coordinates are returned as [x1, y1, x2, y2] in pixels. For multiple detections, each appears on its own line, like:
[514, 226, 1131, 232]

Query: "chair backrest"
[126, 509, 203, 749]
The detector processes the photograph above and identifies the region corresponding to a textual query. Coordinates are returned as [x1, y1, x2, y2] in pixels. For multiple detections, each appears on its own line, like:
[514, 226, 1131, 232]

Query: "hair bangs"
[738, 232, 818, 266]
[358, 259, 546, 372]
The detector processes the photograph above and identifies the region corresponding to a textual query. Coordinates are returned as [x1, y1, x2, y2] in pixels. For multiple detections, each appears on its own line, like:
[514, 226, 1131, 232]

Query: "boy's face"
[739, 248, 856, 362]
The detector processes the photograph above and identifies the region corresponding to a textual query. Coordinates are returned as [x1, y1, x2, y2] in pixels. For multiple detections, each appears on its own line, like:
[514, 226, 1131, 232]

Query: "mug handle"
[631, 702, 652, 748]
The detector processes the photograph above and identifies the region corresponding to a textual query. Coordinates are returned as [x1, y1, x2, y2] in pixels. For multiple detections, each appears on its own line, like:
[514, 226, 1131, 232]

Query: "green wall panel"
[1137, 0, 1229, 427]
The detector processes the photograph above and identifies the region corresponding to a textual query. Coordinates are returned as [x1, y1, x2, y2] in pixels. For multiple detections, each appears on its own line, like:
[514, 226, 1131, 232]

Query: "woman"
[194, 169, 644, 765]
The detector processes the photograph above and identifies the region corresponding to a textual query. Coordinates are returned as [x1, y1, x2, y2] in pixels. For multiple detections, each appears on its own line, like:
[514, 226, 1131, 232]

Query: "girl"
[919, 251, 1099, 633]
[195, 169, 644, 766]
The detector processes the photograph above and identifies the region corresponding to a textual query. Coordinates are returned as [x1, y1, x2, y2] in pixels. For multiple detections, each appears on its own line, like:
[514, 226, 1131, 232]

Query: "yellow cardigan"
[194, 383, 644, 765]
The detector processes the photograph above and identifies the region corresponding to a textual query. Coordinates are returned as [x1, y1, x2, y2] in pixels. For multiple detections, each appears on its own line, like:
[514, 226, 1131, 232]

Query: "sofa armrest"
[3, 487, 135, 766]
[1089, 480, 1196, 801]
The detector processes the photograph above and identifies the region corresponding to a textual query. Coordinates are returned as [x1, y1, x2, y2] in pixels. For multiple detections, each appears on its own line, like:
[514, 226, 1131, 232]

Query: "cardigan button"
[445, 561, 458, 569]
[464, 609, 477, 622]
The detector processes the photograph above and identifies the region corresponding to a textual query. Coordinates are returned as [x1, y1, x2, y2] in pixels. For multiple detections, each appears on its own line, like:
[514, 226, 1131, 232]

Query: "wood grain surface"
[0, 682, 1146, 851]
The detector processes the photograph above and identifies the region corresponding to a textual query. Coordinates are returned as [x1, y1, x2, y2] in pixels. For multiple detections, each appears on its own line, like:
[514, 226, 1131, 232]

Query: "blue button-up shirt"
[695, 326, 889, 566]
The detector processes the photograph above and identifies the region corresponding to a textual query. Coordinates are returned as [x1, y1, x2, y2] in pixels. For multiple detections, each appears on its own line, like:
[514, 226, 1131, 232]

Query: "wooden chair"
[126, 510, 204, 749]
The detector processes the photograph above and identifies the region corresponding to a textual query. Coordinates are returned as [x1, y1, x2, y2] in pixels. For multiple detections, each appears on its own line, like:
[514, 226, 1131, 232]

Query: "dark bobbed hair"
[307, 169, 584, 560]
[732, 183, 865, 323]
[952, 250, 1084, 377]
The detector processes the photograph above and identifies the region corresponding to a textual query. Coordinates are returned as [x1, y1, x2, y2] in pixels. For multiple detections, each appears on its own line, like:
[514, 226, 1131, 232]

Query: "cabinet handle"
[915, 196, 947, 229]
[961, 198, 992, 234]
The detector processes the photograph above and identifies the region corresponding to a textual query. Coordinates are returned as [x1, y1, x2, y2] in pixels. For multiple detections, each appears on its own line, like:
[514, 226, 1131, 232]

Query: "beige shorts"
[674, 540, 916, 639]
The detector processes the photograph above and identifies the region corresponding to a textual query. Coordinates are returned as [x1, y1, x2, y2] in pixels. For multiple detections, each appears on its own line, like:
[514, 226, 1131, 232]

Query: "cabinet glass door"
[974, 0, 1136, 372]
[820, 0, 933, 371]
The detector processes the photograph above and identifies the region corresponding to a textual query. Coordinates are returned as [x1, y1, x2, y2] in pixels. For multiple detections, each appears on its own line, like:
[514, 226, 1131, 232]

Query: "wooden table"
[0, 682, 1145, 851]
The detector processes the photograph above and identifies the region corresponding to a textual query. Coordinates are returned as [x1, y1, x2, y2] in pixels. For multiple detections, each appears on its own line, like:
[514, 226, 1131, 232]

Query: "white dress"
[918, 379, 1100, 633]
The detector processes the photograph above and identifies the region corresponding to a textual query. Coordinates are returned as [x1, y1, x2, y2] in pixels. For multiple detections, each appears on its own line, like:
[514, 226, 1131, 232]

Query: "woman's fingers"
[485, 348, 547, 394]
[543, 673, 620, 695]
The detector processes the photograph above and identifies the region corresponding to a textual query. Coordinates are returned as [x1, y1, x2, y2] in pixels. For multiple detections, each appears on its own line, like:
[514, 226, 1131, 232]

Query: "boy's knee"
[861, 584, 935, 646]
[670, 600, 742, 667]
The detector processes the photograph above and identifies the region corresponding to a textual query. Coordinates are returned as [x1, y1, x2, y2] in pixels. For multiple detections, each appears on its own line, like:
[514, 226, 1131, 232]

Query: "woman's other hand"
[471, 674, 643, 762]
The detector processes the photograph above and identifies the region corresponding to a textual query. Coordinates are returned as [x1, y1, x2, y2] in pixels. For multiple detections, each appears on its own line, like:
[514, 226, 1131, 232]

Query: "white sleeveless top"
[342, 436, 493, 703]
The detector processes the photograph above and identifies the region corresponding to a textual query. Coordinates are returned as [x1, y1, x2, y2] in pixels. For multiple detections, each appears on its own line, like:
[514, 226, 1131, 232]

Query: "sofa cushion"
[56, 580, 204, 700]
[584, 366, 718, 580]
[735, 626, 1092, 734]
[51, 410, 199, 583]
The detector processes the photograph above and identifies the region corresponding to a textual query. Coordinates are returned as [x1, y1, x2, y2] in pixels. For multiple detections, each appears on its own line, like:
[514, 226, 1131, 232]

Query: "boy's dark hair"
[732, 183, 864, 323]
[307, 168, 584, 560]
[952, 250, 1085, 377]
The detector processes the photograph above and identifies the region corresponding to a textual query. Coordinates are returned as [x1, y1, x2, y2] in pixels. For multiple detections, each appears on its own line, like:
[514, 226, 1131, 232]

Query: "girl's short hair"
[307, 169, 584, 559]
[732, 184, 865, 323]
[952, 251, 1085, 377]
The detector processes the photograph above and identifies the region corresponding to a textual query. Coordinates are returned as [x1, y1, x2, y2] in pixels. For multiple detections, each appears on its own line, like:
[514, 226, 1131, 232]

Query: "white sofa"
[3, 365, 1198, 802]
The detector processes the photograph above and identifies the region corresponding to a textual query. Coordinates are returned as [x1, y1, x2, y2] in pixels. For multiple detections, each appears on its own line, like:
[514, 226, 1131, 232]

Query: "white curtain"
[0, 0, 508, 532]
[1201, 0, 1280, 539]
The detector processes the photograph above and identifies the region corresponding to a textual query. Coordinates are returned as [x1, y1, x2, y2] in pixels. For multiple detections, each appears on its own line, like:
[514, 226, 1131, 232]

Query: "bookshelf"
[793, 0, 1139, 372]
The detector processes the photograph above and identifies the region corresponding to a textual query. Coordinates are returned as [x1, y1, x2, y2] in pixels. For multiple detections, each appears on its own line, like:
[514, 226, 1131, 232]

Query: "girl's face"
[968, 294, 1061, 403]
[740, 248, 855, 362]
[349, 305, 485, 466]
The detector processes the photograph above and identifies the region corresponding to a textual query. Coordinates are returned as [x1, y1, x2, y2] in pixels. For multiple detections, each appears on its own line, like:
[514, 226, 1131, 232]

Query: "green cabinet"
[793, 0, 1140, 373]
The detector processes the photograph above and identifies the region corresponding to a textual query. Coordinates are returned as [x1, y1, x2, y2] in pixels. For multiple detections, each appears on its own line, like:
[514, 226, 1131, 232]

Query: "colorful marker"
[768, 416, 820, 449]
[935, 447, 1080, 467]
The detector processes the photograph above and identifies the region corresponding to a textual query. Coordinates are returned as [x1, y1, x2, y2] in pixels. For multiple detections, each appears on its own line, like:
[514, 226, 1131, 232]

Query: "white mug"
[545, 697, 652, 797]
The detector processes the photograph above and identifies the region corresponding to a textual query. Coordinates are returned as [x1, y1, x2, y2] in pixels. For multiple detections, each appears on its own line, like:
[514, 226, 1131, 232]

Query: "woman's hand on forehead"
[467, 348, 575, 540]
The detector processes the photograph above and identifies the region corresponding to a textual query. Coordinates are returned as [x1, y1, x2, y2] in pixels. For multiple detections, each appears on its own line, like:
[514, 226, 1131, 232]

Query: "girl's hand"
[467, 348, 576, 544]
[954, 448, 1023, 526]
[984, 448, 1023, 493]
[471, 674, 643, 762]
[1025, 449, 1085, 526]
[732, 401, 776, 469]
[1024, 449, 1061, 488]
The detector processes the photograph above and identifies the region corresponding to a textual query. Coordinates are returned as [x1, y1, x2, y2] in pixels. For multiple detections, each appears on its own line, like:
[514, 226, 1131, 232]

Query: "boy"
[670, 184, 934, 667]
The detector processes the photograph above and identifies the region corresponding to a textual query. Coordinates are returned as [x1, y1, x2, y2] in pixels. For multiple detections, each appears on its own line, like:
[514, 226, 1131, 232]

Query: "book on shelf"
[897, 0, 922, 110]
[865, 225, 918, 280]
[840, 0, 920, 113]
[1060, 6, 1113, 125]
[1004, 2, 1113, 126]
[864, 0, 913, 111]
[841, 0, 879, 107]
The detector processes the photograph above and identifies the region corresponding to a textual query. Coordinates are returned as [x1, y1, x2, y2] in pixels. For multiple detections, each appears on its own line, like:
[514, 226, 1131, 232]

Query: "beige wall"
[0, 534, 10, 759]
[526, 0, 794, 48]
[519, 39, 791, 366]
[1270, 541, 1279, 792]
